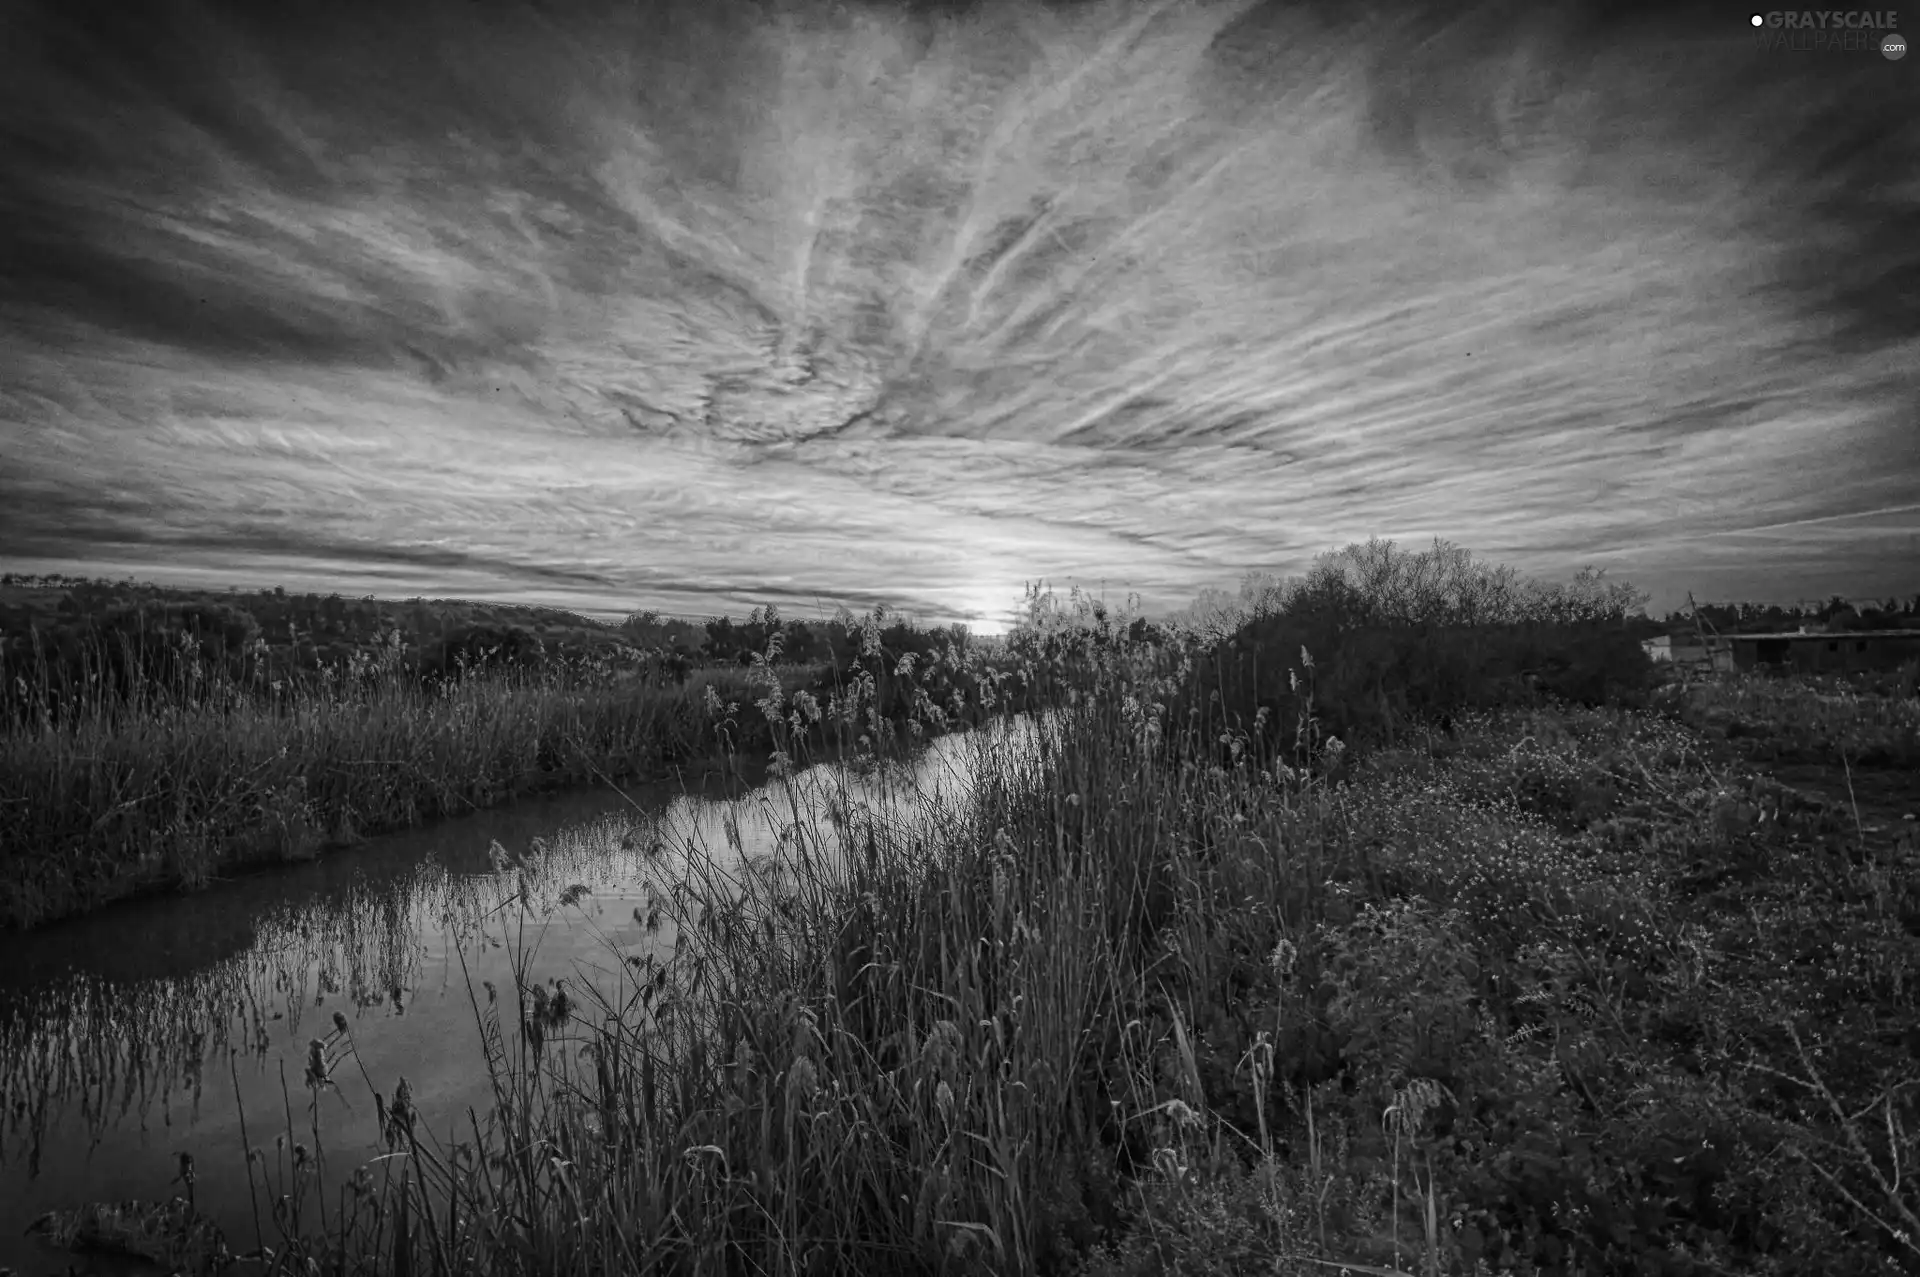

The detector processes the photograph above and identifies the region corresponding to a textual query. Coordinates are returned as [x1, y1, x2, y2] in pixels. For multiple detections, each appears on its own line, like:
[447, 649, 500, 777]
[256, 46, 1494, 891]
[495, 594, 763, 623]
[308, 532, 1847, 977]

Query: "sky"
[1, 0, 1915, 634]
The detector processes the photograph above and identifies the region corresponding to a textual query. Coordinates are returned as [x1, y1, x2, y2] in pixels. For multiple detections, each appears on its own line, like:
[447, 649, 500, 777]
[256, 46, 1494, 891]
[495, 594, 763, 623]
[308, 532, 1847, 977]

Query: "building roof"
[1725, 629, 1920, 641]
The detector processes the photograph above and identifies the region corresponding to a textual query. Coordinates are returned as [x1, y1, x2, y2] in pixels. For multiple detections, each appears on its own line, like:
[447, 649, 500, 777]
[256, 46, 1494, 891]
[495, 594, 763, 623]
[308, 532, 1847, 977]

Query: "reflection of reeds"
[0, 856, 518, 1159]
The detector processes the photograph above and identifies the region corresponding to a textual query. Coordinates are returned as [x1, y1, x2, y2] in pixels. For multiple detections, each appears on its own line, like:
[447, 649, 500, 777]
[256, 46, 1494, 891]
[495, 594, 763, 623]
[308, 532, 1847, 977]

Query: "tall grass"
[185, 587, 1920, 1277]
[0, 588, 1033, 930]
[184, 594, 1353, 1275]
[0, 625, 780, 929]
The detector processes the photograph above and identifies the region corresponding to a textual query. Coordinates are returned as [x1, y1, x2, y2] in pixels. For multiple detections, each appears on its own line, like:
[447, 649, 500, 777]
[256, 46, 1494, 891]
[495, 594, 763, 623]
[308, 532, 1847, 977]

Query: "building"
[1725, 629, 1920, 676]
[1642, 633, 1735, 673]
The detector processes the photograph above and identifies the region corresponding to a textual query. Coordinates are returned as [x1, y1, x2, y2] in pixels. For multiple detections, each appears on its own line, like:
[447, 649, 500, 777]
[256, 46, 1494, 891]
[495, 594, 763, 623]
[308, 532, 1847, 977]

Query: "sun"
[953, 588, 1018, 636]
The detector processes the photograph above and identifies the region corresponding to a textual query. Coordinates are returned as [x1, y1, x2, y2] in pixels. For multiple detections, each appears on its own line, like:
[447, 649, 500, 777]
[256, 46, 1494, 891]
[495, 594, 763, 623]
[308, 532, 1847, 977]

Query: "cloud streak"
[1, 0, 1914, 629]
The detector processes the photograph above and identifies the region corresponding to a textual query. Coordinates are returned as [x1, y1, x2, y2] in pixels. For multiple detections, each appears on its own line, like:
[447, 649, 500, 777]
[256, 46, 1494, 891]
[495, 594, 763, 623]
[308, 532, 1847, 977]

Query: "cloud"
[1, 0, 1914, 630]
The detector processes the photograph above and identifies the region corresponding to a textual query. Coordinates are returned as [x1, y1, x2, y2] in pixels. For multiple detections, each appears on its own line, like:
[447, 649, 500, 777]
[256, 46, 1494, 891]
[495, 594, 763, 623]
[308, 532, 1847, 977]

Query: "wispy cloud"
[1, 0, 1913, 630]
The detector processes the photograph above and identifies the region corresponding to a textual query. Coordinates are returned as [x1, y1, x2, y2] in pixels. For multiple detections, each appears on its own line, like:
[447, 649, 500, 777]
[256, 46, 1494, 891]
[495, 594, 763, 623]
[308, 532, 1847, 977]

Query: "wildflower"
[331, 1011, 348, 1037]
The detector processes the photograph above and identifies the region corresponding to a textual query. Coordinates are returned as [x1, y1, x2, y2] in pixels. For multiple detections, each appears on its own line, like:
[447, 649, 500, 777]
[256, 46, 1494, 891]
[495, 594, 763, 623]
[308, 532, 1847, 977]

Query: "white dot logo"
[1749, 13, 1764, 26]
[1887, 34, 1908, 60]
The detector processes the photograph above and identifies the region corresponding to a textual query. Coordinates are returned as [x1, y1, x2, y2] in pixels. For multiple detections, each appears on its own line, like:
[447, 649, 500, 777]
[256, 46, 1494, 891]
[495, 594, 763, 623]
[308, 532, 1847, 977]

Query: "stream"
[0, 718, 1047, 1275]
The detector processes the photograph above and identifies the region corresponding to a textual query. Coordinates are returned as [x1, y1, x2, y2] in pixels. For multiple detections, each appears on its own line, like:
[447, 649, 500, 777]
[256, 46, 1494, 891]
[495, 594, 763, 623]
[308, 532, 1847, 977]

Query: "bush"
[1169, 618, 1655, 766]
[415, 624, 548, 684]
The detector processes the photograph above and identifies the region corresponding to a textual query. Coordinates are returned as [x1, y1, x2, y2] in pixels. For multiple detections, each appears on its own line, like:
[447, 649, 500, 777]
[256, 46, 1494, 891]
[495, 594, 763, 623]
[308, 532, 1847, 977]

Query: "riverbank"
[0, 665, 768, 931]
[0, 594, 1027, 933]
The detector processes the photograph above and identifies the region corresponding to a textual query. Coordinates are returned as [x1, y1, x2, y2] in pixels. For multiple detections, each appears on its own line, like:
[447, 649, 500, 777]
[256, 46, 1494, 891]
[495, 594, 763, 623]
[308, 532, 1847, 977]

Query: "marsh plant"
[182, 580, 1917, 1277]
[0, 616, 807, 928]
[11, 553, 1920, 1276]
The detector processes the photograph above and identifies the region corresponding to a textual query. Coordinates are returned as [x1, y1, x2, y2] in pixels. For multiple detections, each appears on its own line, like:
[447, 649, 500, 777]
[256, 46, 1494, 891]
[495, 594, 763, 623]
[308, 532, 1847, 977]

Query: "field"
[8, 554, 1920, 1276]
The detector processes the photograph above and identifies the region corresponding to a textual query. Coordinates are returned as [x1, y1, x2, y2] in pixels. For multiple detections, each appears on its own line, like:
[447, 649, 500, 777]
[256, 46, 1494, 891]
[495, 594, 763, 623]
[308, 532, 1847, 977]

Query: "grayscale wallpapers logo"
[1748, 10, 1906, 54]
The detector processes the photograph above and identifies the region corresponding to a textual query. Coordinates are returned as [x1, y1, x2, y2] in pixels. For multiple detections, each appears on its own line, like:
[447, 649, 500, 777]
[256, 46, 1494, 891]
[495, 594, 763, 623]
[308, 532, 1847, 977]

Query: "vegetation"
[0, 576, 1010, 929]
[1678, 594, 1920, 636]
[0, 634, 746, 930]
[1665, 670, 1920, 769]
[0, 577, 984, 721]
[7, 540, 1918, 1276]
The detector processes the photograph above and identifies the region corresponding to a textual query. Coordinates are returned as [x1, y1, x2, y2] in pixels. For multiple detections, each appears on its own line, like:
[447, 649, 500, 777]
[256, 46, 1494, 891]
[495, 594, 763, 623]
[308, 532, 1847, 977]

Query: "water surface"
[0, 724, 1034, 1274]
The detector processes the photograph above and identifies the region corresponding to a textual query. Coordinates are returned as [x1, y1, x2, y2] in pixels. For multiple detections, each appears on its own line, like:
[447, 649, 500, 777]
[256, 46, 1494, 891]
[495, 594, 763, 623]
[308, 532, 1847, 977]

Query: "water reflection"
[0, 719, 1041, 1273]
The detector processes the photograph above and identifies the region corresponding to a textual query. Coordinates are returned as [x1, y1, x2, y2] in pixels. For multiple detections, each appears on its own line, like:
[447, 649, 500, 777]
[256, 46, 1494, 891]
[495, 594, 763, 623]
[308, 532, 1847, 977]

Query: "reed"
[0, 628, 780, 929]
[174, 594, 1357, 1275]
